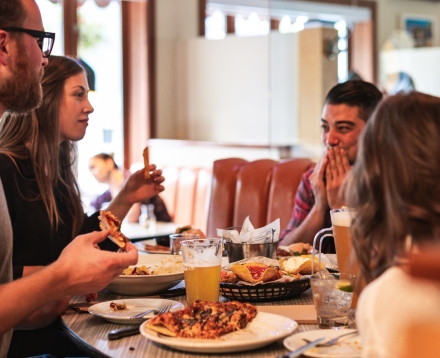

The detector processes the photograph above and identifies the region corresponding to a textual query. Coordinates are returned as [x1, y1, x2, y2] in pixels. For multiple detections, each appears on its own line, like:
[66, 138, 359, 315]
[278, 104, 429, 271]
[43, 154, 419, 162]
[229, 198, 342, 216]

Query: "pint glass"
[330, 208, 363, 307]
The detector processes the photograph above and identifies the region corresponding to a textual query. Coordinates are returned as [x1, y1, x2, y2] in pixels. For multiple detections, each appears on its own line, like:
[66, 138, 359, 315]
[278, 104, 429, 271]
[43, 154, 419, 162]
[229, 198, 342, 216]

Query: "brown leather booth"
[206, 157, 315, 237]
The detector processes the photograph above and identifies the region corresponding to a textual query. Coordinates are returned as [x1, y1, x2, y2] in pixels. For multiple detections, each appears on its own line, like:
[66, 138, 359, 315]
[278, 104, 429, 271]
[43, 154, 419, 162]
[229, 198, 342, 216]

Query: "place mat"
[256, 304, 317, 324]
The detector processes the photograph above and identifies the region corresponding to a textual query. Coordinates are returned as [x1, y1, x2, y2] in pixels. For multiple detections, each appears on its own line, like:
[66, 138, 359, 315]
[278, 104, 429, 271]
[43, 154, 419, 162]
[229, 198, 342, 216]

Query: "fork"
[129, 300, 172, 320]
[303, 330, 358, 347]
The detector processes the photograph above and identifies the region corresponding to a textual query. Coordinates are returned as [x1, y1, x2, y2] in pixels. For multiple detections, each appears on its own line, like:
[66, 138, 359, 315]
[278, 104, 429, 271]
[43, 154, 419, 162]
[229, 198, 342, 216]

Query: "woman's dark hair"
[346, 91, 440, 282]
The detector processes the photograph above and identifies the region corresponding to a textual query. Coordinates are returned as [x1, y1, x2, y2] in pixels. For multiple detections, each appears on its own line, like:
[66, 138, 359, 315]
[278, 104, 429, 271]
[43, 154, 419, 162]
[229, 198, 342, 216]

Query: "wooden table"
[61, 289, 319, 358]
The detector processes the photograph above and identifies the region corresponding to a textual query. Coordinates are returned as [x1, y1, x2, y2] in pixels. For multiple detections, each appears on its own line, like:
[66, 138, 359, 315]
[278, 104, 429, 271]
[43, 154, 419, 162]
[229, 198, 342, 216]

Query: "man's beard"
[0, 37, 43, 113]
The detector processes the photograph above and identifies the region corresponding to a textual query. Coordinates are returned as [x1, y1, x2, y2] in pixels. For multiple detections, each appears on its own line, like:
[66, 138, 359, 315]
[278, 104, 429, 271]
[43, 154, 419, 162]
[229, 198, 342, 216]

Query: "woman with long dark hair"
[346, 92, 440, 357]
[0, 55, 164, 357]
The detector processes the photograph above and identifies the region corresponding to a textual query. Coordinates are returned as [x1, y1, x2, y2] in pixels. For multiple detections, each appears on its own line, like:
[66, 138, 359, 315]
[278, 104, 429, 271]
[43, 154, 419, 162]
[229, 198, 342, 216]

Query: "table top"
[61, 289, 319, 358]
[122, 221, 179, 241]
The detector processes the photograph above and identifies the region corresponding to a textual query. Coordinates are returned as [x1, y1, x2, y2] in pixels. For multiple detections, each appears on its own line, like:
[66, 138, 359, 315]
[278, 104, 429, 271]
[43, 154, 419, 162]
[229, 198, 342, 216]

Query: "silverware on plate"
[276, 337, 325, 358]
[109, 300, 172, 340]
[129, 299, 172, 319]
[303, 330, 359, 347]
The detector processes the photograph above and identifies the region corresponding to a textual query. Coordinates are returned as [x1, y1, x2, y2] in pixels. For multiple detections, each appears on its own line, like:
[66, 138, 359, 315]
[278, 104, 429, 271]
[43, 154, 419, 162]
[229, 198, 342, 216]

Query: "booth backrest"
[206, 157, 315, 237]
[160, 166, 212, 231]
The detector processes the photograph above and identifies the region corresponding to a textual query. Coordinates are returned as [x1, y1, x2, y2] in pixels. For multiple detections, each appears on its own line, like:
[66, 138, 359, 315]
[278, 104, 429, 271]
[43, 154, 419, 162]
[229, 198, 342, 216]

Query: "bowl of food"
[105, 254, 184, 295]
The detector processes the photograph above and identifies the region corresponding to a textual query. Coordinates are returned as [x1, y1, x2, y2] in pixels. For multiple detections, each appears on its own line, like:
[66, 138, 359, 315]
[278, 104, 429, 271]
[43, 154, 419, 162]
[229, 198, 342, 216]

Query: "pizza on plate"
[146, 300, 257, 339]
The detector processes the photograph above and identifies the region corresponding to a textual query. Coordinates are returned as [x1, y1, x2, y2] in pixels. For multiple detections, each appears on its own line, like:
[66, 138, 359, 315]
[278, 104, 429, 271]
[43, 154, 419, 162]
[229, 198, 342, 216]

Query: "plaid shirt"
[280, 168, 335, 252]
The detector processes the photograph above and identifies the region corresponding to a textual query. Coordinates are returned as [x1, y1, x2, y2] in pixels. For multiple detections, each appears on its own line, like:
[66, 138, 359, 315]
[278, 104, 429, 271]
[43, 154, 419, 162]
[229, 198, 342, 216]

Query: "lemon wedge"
[336, 280, 354, 292]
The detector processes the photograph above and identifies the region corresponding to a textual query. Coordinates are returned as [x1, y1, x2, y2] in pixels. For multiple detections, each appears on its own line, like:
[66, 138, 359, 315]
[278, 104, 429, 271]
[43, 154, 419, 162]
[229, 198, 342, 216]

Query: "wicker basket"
[219, 278, 310, 302]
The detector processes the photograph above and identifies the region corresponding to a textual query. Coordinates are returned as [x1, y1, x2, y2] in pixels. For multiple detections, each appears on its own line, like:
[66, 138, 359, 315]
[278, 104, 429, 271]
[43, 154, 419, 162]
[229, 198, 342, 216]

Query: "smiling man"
[280, 81, 383, 252]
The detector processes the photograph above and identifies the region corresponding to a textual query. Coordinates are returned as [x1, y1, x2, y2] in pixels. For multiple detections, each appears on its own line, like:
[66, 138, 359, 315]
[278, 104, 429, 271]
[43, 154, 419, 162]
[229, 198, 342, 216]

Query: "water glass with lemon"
[310, 273, 356, 329]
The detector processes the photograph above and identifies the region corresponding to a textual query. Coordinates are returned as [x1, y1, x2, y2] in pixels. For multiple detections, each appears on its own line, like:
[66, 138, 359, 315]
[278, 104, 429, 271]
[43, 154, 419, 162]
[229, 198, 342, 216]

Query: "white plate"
[88, 298, 183, 325]
[283, 329, 361, 358]
[105, 254, 184, 295]
[134, 240, 171, 254]
[140, 312, 298, 353]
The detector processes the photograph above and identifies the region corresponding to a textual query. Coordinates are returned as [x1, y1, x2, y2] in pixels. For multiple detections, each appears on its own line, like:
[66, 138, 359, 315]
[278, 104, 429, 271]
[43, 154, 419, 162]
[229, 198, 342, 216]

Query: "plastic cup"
[311, 272, 356, 329]
[169, 233, 199, 255]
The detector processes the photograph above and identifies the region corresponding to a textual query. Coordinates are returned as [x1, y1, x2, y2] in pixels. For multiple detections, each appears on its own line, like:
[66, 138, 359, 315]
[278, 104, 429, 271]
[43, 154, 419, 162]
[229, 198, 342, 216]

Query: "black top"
[0, 154, 117, 279]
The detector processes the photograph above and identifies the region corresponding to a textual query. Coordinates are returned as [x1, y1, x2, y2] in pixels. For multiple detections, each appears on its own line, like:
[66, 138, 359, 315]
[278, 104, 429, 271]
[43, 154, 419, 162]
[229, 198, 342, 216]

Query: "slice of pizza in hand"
[98, 210, 130, 249]
[143, 146, 150, 179]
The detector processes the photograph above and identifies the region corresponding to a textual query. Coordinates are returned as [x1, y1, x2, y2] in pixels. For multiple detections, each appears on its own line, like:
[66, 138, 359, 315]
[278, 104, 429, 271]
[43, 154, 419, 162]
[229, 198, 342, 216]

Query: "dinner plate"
[134, 239, 171, 254]
[88, 298, 183, 325]
[105, 254, 184, 295]
[140, 312, 298, 353]
[283, 329, 361, 357]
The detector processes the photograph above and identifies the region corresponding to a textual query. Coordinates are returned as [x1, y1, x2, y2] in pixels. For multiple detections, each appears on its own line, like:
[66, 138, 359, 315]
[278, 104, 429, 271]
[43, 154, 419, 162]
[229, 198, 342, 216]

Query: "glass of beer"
[330, 208, 362, 307]
[181, 238, 223, 305]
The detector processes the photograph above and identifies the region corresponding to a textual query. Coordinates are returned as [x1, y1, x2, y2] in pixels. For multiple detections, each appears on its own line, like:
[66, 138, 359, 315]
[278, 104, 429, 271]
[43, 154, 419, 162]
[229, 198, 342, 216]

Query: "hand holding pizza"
[118, 164, 165, 206]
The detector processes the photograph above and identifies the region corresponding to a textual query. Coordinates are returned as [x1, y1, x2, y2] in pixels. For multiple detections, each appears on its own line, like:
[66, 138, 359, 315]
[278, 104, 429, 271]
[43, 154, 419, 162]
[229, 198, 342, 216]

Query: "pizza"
[230, 262, 281, 284]
[146, 300, 257, 339]
[144, 244, 170, 253]
[98, 210, 130, 249]
[175, 225, 207, 238]
[143, 146, 150, 179]
[110, 301, 128, 311]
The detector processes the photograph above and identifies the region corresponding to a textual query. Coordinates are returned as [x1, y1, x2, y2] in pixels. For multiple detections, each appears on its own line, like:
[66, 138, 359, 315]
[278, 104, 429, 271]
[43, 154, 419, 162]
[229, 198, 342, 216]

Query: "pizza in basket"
[146, 300, 257, 339]
[98, 210, 130, 249]
[230, 262, 281, 284]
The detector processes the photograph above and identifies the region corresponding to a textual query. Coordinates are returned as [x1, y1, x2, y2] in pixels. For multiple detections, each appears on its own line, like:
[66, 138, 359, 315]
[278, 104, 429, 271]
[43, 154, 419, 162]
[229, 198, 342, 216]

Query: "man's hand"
[309, 151, 329, 212]
[325, 147, 351, 208]
[54, 230, 138, 296]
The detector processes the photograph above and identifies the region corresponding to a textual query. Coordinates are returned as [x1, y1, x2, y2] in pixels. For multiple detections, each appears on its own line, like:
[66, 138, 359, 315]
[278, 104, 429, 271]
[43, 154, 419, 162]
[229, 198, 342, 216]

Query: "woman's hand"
[106, 164, 165, 220]
[120, 164, 165, 205]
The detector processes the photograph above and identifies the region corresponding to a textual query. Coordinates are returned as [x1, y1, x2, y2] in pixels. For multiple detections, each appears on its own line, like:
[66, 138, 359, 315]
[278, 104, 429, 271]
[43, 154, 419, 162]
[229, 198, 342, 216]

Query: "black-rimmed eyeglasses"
[1, 27, 55, 58]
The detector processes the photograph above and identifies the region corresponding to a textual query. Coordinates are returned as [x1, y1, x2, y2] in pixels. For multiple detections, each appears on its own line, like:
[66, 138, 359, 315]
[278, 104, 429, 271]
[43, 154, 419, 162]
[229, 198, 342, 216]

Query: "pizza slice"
[98, 210, 130, 249]
[143, 146, 150, 179]
[146, 300, 257, 339]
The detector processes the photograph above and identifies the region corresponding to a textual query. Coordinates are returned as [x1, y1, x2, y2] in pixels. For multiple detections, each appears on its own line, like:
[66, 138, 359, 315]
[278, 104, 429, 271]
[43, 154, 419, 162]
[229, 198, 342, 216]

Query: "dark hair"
[0, 0, 26, 28]
[0, 56, 86, 238]
[325, 80, 383, 121]
[91, 153, 118, 170]
[346, 91, 440, 282]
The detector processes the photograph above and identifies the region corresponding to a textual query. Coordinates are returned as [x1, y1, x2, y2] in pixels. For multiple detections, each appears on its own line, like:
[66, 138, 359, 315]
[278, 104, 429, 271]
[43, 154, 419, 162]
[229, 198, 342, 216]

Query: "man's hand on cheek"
[325, 147, 351, 209]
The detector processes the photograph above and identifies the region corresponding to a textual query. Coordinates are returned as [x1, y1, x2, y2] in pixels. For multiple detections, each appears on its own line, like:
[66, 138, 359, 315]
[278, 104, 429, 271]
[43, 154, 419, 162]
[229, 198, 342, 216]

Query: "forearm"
[281, 206, 328, 246]
[0, 263, 70, 335]
[106, 194, 133, 220]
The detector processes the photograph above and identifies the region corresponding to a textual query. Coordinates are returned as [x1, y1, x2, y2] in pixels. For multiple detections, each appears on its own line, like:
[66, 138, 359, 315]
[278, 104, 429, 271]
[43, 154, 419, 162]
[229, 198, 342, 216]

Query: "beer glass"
[330, 208, 363, 308]
[181, 238, 223, 305]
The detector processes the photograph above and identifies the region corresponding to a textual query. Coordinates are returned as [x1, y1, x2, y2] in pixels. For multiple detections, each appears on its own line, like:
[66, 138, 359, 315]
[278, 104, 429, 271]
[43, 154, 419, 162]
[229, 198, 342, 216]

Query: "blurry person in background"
[89, 152, 172, 223]
[347, 92, 440, 357]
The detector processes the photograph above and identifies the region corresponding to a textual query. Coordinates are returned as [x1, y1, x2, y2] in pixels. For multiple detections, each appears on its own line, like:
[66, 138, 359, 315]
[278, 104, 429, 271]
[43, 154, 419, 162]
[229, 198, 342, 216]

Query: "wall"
[376, 0, 440, 49]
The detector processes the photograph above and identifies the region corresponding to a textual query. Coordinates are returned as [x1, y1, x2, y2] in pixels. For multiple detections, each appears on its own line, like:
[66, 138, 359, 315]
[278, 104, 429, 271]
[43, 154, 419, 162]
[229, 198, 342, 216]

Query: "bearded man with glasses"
[0, 1, 138, 357]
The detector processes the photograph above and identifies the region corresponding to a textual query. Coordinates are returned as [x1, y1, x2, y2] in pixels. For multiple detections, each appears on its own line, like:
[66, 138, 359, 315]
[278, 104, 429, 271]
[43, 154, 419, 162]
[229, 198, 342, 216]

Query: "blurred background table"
[122, 221, 179, 242]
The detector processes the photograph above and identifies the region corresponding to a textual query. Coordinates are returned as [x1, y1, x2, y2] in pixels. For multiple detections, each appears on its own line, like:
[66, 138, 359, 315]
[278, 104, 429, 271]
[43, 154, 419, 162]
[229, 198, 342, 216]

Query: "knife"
[277, 337, 325, 358]
[108, 325, 141, 340]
